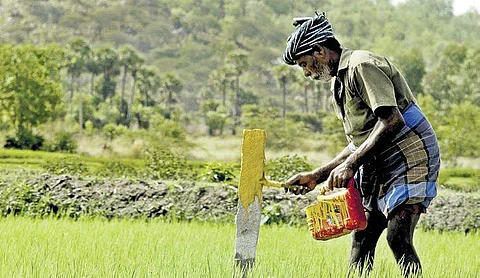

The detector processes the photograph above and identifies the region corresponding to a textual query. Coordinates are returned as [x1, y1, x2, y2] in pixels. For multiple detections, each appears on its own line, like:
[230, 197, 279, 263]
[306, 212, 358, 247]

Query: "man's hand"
[285, 171, 317, 195]
[326, 162, 355, 190]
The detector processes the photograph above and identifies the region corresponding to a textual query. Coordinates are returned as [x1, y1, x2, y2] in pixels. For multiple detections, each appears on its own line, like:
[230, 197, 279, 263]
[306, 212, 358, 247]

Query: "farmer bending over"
[283, 12, 440, 277]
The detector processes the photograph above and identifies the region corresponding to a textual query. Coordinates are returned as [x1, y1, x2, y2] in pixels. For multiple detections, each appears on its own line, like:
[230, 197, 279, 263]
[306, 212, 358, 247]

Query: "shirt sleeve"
[352, 61, 397, 114]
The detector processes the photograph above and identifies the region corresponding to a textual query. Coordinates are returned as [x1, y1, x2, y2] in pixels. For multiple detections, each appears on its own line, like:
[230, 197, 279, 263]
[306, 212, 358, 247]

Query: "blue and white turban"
[283, 12, 335, 65]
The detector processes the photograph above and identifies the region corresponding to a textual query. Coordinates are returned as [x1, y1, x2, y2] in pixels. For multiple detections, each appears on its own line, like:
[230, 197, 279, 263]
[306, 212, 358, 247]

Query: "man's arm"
[285, 145, 351, 194]
[326, 106, 405, 190]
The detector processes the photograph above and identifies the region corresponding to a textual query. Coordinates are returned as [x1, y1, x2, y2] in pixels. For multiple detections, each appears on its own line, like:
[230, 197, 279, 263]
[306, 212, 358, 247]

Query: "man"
[283, 12, 440, 277]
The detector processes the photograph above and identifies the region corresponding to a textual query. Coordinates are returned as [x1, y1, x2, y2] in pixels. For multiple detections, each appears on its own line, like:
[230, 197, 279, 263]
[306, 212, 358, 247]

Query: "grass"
[0, 148, 144, 170]
[188, 135, 334, 165]
[0, 217, 477, 278]
[438, 168, 480, 192]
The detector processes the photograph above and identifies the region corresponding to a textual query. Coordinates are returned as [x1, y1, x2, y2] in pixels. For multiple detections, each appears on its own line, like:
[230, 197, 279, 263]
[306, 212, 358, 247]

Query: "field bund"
[0, 174, 478, 232]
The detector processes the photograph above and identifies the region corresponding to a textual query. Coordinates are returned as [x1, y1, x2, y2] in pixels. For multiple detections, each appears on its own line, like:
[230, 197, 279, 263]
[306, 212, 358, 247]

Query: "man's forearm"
[344, 107, 405, 170]
[311, 146, 351, 183]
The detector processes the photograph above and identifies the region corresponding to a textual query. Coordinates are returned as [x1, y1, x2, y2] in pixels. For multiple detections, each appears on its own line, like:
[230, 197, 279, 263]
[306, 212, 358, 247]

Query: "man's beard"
[312, 58, 333, 83]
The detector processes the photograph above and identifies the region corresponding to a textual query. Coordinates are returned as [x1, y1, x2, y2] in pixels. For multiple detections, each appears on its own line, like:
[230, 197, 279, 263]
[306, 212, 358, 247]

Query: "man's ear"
[312, 44, 327, 59]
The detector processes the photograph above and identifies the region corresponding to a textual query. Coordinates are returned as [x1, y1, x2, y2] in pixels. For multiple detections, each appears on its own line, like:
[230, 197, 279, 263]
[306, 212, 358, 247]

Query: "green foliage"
[423, 42, 469, 106]
[0, 0, 480, 176]
[0, 219, 477, 277]
[395, 48, 426, 94]
[438, 168, 480, 192]
[154, 119, 186, 142]
[94, 102, 121, 128]
[45, 132, 78, 153]
[287, 112, 326, 133]
[261, 203, 285, 225]
[242, 105, 311, 150]
[95, 47, 120, 101]
[205, 111, 227, 136]
[0, 44, 63, 131]
[320, 113, 347, 155]
[94, 161, 139, 178]
[102, 123, 126, 142]
[160, 72, 183, 111]
[265, 119, 311, 150]
[199, 162, 237, 183]
[265, 154, 312, 181]
[436, 102, 480, 162]
[0, 182, 39, 217]
[4, 130, 45, 151]
[43, 158, 88, 176]
[145, 147, 192, 180]
[462, 208, 480, 232]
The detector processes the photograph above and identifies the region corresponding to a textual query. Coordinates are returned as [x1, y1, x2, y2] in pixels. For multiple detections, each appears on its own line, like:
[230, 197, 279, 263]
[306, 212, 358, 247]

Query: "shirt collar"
[336, 47, 352, 76]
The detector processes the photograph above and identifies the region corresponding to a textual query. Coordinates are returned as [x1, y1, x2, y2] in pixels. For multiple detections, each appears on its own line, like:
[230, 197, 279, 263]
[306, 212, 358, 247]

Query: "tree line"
[0, 0, 479, 162]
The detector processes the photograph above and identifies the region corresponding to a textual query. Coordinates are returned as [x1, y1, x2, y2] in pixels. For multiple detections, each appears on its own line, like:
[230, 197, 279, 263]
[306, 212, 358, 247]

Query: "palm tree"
[296, 76, 314, 113]
[86, 49, 101, 96]
[226, 50, 248, 134]
[95, 47, 120, 106]
[161, 73, 183, 115]
[65, 37, 91, 100]
[65, 37, 92, 132]
[210, 65, 235, 107]
[273, 65, 297, 117]
[119, 45, 144, 120]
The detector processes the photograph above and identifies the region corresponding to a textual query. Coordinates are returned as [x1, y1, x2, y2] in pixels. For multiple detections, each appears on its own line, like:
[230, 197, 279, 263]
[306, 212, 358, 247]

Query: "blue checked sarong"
[354, 102, 440, 217]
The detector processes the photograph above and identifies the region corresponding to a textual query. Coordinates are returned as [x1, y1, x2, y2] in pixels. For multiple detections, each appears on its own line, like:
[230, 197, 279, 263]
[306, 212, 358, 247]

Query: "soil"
[3, 174, 479, 232]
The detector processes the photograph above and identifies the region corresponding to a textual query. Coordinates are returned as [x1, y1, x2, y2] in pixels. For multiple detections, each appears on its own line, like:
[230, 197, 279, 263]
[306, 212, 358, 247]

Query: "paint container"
[305, 179, 367, 240]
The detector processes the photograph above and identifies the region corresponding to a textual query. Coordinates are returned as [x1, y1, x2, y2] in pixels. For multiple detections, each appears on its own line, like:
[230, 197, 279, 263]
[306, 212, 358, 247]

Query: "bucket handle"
[318, 178, 355, 195]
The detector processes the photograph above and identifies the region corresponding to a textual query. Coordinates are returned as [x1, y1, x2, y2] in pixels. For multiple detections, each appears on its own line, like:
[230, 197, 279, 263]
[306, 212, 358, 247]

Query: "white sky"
[391, 0, 480, 15]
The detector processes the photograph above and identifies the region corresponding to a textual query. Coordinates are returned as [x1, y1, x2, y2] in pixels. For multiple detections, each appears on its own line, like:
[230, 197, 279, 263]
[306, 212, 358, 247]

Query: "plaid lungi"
[354, 102, 440, 217]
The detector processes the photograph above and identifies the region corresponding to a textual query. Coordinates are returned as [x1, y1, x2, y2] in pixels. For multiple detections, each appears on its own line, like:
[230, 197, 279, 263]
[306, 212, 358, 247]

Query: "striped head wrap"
[283, 12, 335, 65]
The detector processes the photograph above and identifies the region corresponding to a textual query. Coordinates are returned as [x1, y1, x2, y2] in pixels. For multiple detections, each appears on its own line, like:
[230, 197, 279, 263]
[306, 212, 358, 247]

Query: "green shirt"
[331, 48, 416, 147]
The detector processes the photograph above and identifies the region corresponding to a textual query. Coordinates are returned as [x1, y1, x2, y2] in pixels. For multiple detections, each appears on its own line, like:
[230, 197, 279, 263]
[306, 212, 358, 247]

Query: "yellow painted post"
[238, 129, 266, 210]
[234, 129, 285, 272]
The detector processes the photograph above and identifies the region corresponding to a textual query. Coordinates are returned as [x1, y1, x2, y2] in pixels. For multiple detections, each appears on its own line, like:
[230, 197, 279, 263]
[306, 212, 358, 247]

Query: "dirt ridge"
[0, 174, 478, 232]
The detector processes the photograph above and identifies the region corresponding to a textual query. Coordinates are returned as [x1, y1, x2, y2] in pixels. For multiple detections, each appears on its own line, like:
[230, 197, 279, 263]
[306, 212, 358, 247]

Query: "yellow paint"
[239, 129, 267, 209]
[306, 189, 351, 234]
[260, 179, 284, 188]
[238, 129, 287, 210]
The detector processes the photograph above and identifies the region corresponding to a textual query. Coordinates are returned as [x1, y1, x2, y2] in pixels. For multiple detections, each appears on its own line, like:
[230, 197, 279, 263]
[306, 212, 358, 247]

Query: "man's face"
[296, 52, 332, 83]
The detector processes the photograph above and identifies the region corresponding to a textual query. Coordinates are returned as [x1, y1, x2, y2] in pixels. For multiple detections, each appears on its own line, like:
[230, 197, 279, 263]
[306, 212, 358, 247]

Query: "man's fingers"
[290, 185, 301, 195]
[327, 172, 333, 190]
[333, 174, 339, 188]
[285, 177, 298, 186]
[336, 175, 343, 188]
[341, 175, 349, 188]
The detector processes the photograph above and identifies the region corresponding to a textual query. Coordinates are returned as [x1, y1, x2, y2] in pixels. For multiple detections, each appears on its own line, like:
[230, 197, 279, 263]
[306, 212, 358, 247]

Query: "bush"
[46, 132, 78, 153]
[199, 162, 237, 182]
[43, 158, 88, 176]
[103, 123, 127, 142]
[145, 147, 192, 180]
[95, 161, 139, 178]
[205, 111, 227, 136]
[4, 130, 44, 151]
[265, 154, 312, 182]
[435, 102, 480, 162]
[155, 120, 186, 142]
[242, 105, 312, 150]
[0, 182, 40, 216]
[320, 114, 347, 155]
[287, 112, 326, 133]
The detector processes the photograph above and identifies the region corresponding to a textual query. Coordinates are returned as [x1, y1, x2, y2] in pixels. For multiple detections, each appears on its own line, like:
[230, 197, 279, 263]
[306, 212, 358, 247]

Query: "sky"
[391, 0, 480, 15]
